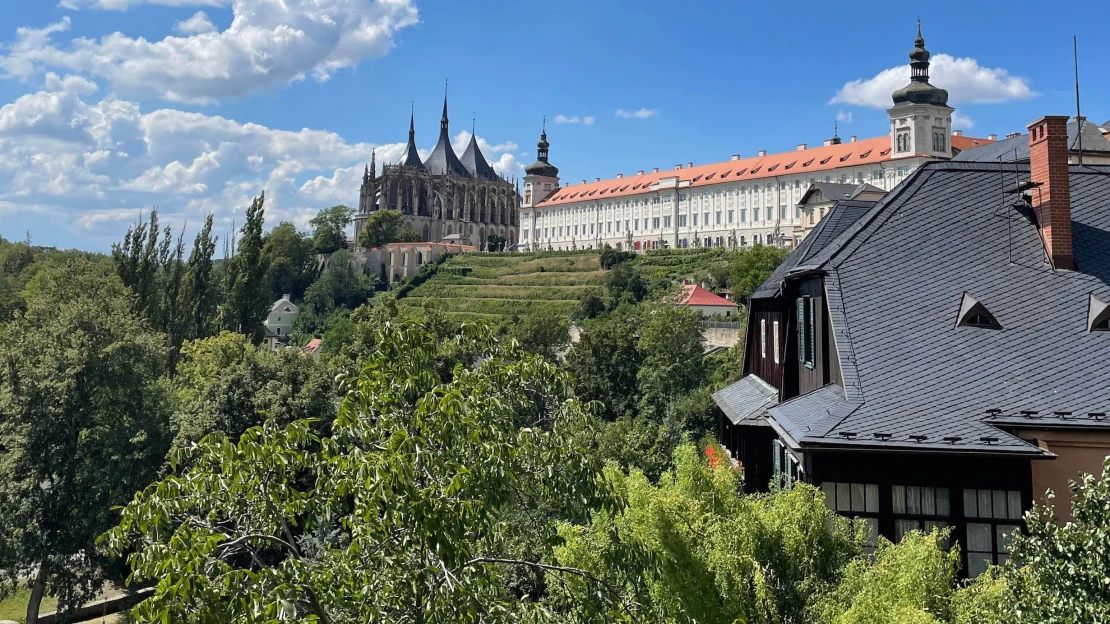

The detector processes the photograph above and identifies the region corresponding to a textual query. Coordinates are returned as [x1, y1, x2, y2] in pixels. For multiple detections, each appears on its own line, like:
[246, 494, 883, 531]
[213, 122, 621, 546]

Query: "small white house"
[264, 294, 298, 348]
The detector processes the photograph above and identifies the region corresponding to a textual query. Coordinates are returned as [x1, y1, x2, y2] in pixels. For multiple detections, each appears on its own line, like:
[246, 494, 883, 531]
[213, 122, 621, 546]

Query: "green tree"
[509, 310, 570, 361]
[0, 260, 173, 624]
[636, 303, 705, 418]
[555, 444, 864, 623]
[224, 192, 271, 343]
[310, 204, 355, 254]
[182, 214, 220, 342]
[292, 249, 374, 338]
[565, 307, 643, 421]
[810, 529, 960, 624]
[0, 234, 37, 321]
[357, 209, 421, 249]
[104, 321, 627, 623]
[170, 331, 336, 452]
[572, 290, 606, 322]
[262, 221, 315, 301]
[607, 263, 647, 303]
[993, 457, 1110, 623]
[487, 233, 507, 252]
[599, 245, 636, 270]
[729, 245, 789, 300]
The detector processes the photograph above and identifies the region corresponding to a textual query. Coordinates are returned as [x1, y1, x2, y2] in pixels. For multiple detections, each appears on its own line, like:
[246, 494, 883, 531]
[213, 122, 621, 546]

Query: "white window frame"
[760, 319, 767, 359]
[773, 321, 780, 363]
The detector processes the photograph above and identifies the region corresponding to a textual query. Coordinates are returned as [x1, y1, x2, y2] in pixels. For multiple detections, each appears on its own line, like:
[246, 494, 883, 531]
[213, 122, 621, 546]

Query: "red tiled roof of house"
[302, 338, 323, 354]
[675, 284, 738, 307]
[535, 134, 994, 208]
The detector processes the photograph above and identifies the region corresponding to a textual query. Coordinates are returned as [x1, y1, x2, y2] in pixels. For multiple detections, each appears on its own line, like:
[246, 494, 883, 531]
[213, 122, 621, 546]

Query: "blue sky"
[1, 0, 1107, 251]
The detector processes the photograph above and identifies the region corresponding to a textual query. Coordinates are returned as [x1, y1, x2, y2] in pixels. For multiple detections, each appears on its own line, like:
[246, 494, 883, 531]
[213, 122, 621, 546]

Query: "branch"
[458, 557, 642, 621]
[215, 533, 296, 555]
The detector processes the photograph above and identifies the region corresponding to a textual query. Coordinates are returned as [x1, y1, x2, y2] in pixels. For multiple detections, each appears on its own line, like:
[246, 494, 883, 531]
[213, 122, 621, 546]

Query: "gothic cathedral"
[353, 95, 520, 250]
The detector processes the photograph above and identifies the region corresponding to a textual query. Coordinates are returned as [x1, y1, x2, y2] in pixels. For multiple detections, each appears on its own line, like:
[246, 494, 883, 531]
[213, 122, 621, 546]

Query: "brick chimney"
[1027, 115, 1074, 270]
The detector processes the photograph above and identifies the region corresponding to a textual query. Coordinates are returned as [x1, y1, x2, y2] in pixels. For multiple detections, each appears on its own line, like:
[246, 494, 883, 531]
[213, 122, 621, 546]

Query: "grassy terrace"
[397, 248, 735, 321]
[399, 252, 602, 320]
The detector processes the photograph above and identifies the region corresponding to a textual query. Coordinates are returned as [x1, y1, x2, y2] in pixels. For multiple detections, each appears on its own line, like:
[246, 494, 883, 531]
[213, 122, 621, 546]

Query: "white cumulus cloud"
[553, 114, 594, 125]
[951, 112, 975, 130]
[830, 53, 1034, 108]
[615, 107, 657, 119]
[835, 110, 852, 123]
[0, 83, 522, 246]
[3, 0, 420, 104]
[174, 11, 218, 35]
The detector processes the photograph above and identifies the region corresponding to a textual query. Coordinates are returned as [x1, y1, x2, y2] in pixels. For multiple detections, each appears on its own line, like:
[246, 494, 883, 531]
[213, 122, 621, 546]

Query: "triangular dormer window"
[1088, 294, 1110, 332]
[956, 293, 1002, 329]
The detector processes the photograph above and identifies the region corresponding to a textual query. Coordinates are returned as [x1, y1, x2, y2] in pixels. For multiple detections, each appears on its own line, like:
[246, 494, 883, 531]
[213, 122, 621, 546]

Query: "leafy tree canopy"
[555, 445, 865, 623]
[509, 310, 570, 362]
[171, 331, 337, 454]
[310, 205, 355, 255]
[729, 245, 789, 300]
[293, 249, 375, 339]
[104, 321, 628, 623]
[0, 259, 173, 623]
[358, 210, 421, 249]
[263, 221, 316, 301]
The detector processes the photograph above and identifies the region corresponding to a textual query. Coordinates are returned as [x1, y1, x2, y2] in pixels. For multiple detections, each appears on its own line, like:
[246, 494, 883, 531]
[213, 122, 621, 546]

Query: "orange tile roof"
[674, 284, 738, 308]
[535, 134, 994, 208]
[951, 135, 991, 151]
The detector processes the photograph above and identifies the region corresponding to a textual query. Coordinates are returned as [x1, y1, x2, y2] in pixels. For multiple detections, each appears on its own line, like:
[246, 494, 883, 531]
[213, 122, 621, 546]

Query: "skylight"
[956, 293, 1002, 330]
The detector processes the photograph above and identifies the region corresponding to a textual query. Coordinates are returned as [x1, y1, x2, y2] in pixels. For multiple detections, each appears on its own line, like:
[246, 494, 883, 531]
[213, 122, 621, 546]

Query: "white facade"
[265, 295, 298, 339]
[519, 145, 930, 253]
[518, 26, 987, 253]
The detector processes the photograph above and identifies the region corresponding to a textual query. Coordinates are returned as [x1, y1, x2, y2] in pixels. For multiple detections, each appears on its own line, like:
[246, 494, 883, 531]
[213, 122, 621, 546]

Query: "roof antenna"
[472, 112, 475, 136]
[1073, 35, 1083, 166]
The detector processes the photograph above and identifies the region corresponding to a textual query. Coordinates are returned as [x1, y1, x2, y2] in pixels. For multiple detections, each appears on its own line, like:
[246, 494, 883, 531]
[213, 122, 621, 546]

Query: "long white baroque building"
[518, 25, 994, 252]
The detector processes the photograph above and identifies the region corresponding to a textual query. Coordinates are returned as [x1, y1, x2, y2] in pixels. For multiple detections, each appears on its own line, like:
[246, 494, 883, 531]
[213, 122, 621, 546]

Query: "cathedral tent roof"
[425, 96, 471, 178]
[460, 134, 500, 181]
[399, 112, 425, 169]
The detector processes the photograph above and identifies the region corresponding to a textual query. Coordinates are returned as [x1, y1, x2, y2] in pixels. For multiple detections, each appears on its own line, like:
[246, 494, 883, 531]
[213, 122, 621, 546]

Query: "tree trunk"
[26, 565, 47, 624]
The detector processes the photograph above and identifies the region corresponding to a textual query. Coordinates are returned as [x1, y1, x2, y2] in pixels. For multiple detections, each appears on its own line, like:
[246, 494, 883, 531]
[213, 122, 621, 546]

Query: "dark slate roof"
[460, 134, 500, 181]
[712, 374, 778, 425]
[398, 114, 425, 169]
[798, 182, 859, 205]
[953, 120, 1110, 163]
[750, 199, 876, 299]
[766, 384, 847, 444]
[766, 161, 1110, 455]
[425, 132, 471, 178]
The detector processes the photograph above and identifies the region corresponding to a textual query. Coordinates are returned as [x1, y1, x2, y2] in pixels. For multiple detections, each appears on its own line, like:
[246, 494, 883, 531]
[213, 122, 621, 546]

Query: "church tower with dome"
[887, 21, 955, 159]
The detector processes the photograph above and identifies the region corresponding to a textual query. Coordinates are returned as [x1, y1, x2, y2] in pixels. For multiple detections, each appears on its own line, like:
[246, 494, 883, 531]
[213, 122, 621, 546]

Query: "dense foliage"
[310, 205, 355, 254]
[0, 260, 173, 622]
[12, 205, 1102, 624]
[223, 193, 272, 343]
[729, 245, 789, 299]
[358, 209, 421, 249]
[557, 445, 865, 623]
[104, 320, 626, 622]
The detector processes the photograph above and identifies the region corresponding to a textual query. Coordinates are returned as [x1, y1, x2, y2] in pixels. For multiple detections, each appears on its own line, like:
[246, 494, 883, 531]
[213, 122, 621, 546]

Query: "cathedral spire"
[440, 80, 450, 136]
[399, 104, 425, 169]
